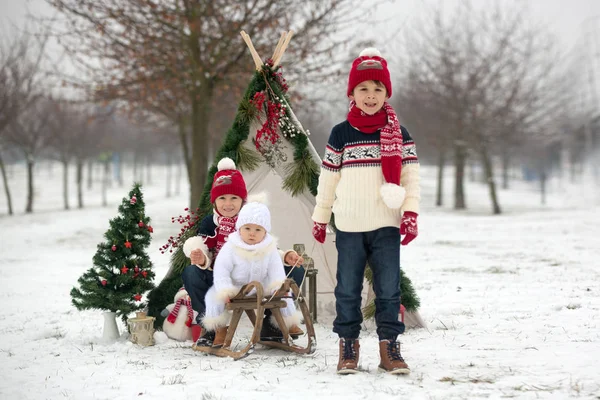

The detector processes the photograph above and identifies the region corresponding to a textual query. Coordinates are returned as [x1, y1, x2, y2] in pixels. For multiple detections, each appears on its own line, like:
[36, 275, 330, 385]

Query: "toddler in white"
[202, 194, 301, 332]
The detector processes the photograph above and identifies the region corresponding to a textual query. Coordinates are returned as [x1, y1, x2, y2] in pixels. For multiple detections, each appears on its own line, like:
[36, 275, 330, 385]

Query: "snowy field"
[0, 162, 599, 400]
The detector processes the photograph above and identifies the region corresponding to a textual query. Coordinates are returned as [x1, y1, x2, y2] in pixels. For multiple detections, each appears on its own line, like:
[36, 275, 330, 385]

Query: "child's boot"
[194, 327, 215, 347]
[378, 339, 410, 374]
[212, 326, 229, 348]
[337, 338, 360, 374]
[288, 324, 304, 339]
[260, 321, 283, 342]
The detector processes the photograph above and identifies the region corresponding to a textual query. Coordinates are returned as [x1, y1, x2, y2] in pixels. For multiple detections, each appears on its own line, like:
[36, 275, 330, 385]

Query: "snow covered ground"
[1, 162, 599, 400]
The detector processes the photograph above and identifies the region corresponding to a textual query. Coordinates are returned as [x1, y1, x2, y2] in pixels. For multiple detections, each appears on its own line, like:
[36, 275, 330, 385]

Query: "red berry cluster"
[159, 207, 201, 254]
[263, 59, 289, 93]
[273, 70, 289, 93]
[252, 92, 284, 150]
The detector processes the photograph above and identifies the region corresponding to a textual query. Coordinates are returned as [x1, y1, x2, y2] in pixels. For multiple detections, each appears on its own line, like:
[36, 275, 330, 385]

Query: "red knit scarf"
[215, 215, 237, 258]
[167, 295, 194, 327]
[347, 101, 403, 186]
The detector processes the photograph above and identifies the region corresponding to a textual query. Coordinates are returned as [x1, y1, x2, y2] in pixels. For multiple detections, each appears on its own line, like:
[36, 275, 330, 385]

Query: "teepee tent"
[147, 31, 425, 329]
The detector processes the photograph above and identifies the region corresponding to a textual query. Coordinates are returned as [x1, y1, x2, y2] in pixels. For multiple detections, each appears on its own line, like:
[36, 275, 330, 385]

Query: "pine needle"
[236, 142, 262, 172]
[282, 157, 319, 197]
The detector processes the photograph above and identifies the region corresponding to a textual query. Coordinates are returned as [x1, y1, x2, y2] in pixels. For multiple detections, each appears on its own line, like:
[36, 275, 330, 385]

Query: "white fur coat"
[202, 232, 300, 331]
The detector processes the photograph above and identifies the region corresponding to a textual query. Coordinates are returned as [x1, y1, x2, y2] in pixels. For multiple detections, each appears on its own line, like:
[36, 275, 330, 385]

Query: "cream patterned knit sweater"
[312, 121, 420, 232]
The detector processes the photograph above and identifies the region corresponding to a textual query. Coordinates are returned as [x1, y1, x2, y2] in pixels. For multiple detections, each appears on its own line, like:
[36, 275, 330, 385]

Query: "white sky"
[2, 0, 598, 49]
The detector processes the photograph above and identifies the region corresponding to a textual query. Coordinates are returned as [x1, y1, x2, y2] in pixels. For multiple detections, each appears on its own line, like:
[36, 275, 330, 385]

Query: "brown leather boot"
[212, 326, 229, 348]
[337, 338, 360, 374]
[288, 325, 304, 339]
[378, 339, 410, 374]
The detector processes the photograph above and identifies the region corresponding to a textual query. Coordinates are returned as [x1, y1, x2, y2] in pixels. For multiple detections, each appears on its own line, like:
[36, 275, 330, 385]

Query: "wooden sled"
[192, 279, 316, 360]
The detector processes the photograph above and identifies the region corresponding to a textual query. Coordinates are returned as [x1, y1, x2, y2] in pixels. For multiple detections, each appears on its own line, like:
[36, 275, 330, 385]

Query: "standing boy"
[311, 48, 420, 374]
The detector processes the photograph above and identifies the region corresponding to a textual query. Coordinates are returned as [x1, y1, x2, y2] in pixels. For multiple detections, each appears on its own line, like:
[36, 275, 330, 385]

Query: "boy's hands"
[284, 251, 305, 266]
[190, 249, 205, 266]
[312, 222, 327, 244]
[400, 211, 418, 246]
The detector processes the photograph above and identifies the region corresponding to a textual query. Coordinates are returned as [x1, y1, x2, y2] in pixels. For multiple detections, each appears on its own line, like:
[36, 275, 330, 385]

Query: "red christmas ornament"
[111, 244, 117, 251]
[134, 265, 140, 273]
[120, 265, 129, 274]
[138, 221, 145, 228]
[101, 280, 107, 286]
[130, 195, 137, 205]
[141, 270, 148, 278]
[124, 241, 132, 248]
[133, 293, 142, 301]
[147, 226, 154, 233]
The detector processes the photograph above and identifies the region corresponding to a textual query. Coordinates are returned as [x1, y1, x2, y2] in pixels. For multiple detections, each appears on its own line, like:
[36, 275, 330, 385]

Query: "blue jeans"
[333, 227, 405, 340]
[181, 265, 214, 325]
[264, 265, 305, 320]
[285, 265, 305, 288]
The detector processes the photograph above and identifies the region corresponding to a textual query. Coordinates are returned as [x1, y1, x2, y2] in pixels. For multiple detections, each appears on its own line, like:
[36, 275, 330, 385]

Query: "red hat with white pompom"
[347, 47, 392, 98]
[210, 157, 248, 203]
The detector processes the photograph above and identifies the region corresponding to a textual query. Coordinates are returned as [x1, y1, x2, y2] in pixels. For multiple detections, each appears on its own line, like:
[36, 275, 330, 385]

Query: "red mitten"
[191, 324, 202, 342]
[400, 211, 418, 246]
[167, 313, 177, 324]
[312, 221, 327, 244]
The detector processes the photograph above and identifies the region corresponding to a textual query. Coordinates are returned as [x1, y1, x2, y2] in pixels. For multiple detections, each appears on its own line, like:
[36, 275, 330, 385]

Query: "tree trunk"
[133, 151, 141, 183]
[175, 160, 182, 196]
[113, 152, 123, 187]
[480, 146, 502, 215]
[569, 149, 576, 184]
[436, 149, 445, 207]
[166, 151, 172, 198]
[540, 169, 547, 205]
[87, 159, 93, 190]
[189, 83, 215, 210]
[76, 158, 84, 209]
[102, 159, 110, 207]
[469, 160, 477, 182]
[454, 144, 467, 210]
[146, 155, 152, 185]
[25, 157, 35, 213]
[501, 147, 510, 189]
[178, 116, 192, 187]
[62, 158, 70, 210]
[0, 153, 14, 215]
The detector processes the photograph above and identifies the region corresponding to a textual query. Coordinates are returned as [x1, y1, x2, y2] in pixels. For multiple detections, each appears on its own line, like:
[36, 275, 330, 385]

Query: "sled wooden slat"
[225, 300, 287, 310]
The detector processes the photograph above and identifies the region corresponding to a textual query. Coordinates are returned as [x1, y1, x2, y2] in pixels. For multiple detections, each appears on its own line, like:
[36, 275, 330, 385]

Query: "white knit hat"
[235, 193, 271, 232]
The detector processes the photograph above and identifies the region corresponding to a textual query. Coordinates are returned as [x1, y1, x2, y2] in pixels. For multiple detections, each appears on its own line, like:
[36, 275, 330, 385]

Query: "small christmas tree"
[71, 183, 156, 340]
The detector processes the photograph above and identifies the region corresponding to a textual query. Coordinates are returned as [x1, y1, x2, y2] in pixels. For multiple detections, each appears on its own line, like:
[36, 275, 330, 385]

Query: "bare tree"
[0, 27, 49, 215]
[43, 0, 381, 209]
[4, 98, 55, 213]
[399, 1, 563, 214]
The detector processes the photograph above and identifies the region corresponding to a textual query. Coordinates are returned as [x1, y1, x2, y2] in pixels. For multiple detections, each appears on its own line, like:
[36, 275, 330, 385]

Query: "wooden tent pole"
[273, 31, 294, 67]
[240, 30, 263, 70]
[272, 32, 286, 62]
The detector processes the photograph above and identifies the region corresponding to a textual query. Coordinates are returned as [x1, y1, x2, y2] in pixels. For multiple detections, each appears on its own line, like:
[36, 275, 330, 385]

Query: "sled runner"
[192, 279, 316, 360]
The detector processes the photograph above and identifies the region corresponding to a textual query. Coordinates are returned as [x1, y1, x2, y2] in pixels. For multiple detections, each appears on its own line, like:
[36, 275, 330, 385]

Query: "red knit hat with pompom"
[347, 47, 392, 98]
[210, 158, 247, 203]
